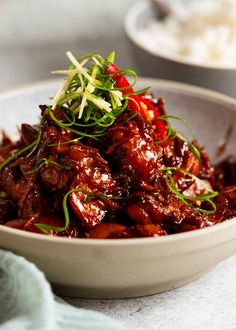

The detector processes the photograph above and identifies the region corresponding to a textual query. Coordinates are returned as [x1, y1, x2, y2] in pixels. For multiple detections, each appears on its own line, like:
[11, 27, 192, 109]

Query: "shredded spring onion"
[159, 167, 218, 214]
[0, 129, 42, 171]
[25, 157, 71, 175]
[155, 115, 201, 160]
[46, 52, 139, 140]
[36, 188, 121, 234]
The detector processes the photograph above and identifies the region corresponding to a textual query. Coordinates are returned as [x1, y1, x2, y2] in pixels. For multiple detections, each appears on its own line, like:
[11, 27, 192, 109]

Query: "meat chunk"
[0, 164, 28, 201]
[88, 223, 167, 239]
[0, 130, 19, 161]
[40, 163, 73, 191]
[5, 215, 80, 237]
[20, 124, 39, 145]
[215, 156, 236, 188]
[88, 223, 128, 238]
[18, 183, 47, 219]
[104, 113, 163, 185]
[0, 199, 17, 224]
[125, 191, 208, 231]
[103, 113, 214, 199]
[68, 143, 119, 229]
[214, 186, 236, 220]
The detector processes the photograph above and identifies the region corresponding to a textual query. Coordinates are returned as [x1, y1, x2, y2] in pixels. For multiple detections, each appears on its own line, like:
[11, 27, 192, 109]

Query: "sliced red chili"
[107, 63, 168, 146]
[129, 95, 168, 146]
[107, 64, 134, 95]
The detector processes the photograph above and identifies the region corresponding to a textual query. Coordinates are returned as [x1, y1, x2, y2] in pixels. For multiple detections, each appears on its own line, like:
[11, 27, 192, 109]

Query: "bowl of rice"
[125, 0, 236, 97]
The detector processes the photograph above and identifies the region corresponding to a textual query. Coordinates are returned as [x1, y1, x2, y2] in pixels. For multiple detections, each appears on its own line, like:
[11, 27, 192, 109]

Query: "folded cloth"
[0, 249, 125, 330]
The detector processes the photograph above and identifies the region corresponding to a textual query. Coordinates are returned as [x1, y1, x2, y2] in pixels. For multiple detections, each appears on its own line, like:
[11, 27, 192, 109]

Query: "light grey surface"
[1, 1, 236, 329]
[66, 255, 236, 330]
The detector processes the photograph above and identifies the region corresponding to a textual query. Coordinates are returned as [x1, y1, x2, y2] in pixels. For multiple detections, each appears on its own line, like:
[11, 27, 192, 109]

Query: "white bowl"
[125, 1, 236, 98]
[0, 79, 236, 299]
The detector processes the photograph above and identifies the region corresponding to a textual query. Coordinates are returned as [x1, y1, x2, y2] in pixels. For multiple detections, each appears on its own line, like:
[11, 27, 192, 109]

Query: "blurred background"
[1, 0, 236, 96]
[0, 0, 137, 92]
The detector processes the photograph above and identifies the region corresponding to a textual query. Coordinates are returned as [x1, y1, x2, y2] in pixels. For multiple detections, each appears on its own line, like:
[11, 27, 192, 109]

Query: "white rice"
[138, 0, 236, 67]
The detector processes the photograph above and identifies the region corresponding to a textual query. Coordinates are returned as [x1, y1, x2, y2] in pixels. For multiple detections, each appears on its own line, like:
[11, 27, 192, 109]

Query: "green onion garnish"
[47, 51, 141, 141]
[36, 188, 122, 234]
[0, 129, 42, 172]
[159, 167, 218, 215]
[25, 157, 71, 175]
[155, 115, 201, 160]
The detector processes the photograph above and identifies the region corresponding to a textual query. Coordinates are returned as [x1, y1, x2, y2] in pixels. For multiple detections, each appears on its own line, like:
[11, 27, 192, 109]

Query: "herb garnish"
[159, 167, 218, 215]
[0, 129, 42, 171]
[36, 188, 121, 234]
[25, 157, 71, 175]
[154, 115, 201, 160]
[47, 52, 137, 140]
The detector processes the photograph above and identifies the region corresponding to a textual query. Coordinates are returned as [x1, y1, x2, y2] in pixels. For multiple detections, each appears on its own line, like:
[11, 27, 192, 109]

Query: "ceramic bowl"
[0, 79, 236, 299]
[125, 1, 236, 98]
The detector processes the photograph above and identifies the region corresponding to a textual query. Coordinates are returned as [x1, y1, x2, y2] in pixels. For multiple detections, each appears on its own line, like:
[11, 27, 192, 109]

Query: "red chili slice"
[107, 63, 134, 95]
[107, 63, 168, 146]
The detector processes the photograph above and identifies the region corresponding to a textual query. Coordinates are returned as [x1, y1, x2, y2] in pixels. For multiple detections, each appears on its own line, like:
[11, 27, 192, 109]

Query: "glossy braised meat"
[0, 119, 119, 234]
[1, 96, 236, 239]
[215, 156, 236, 188]
[0, 130, 20, 162]
[103, 112, 163, 186]
[67, 144, 119, 229]
[0, 199, 17, 224]
[102, 111, 214, 195]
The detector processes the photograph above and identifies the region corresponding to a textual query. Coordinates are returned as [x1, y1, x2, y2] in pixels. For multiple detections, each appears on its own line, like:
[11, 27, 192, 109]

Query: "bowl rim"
[1, 78, 236, 246]
[125, 0, 236, 71]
